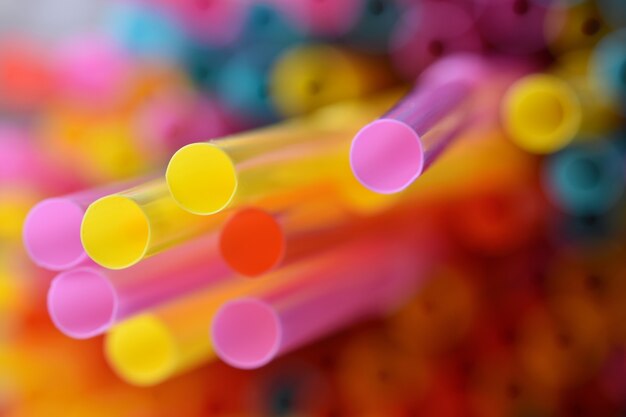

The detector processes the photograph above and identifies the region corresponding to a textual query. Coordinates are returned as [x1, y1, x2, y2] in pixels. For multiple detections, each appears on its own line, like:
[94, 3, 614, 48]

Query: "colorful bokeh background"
[1, 0, 626, 416]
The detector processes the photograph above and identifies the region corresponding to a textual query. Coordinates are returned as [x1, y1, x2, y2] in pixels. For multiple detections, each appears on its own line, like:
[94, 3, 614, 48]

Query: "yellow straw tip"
[502, 74, 582, 154]
[105, 315, 177, 386]
[166, 143, 238, 215]
[81, 195, 150, 270]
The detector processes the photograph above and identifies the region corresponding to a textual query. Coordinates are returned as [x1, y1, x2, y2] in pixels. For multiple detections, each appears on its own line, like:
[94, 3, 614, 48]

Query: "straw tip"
[219, 208, 286, 277]
[47, 267, 117, 339]
[81, 195, 150, 270]
[502, 74, 582, 154]
[212, 298, 281, 369]
[23, 198, 87, 271]
[105, 314, 178, 386]
[166, 142, 238, 215]
[350, 119, 424, 194]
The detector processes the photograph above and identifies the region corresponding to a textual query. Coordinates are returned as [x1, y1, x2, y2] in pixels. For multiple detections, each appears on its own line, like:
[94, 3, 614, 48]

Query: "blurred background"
[1, 0, 626, 416]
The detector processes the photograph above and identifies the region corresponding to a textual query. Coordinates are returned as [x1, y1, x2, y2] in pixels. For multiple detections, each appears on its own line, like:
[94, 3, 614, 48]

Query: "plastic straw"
[212, 234, 438, 369]
[166, 91, 399, 215]
[23, 178, 144, 271]
[269, 44, 396, 117]
[350, 55, 491, 194]
[81, 179, 225, 269]
[218, 183, 354, 277]
[47, 234, 231, 339]
[501, 73, 582, 154]
[543, 140, 625, 215]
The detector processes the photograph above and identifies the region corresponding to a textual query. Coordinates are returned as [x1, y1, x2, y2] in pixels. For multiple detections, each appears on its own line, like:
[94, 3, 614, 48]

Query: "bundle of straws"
[2, 0, 626, 415]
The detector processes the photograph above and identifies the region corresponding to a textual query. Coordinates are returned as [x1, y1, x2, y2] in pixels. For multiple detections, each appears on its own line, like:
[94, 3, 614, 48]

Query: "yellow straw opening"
[502, 74, 582, 154]
[81, 195, 150, 269]
[105, 315, 178, 386]
[166, 143, 238, 215]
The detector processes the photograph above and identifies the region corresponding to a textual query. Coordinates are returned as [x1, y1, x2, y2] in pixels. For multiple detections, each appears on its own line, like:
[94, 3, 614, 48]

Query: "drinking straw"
[215, 45, 282, 124]
[166, 91, 399, 215]
[544, 1, 608, 54]
[591, 29, 626, 114]
[212, 234, 437, 369]
[81, 179, 225, 269]
[551, 49, 622, 134]
[235, 2, 304, 49]
[342, 0, 402, 53]
[269, 44, 397, 117]
[23, 178, 145, 271]
[182, 42, 225, 92]
[476, 0, 550, 55]
[389, 2, 484, 80]
[596, 0, 626, 29]
[271, 0, 364, 37]
[47, 234, 231, 339]
[107, 230, 432, 384]
[501, 74, 582, 154]
[543, 141, 624, 215]
[349, 55, 494, 194]
[218, 183, 355, 277]
[105, 1, 188, 62]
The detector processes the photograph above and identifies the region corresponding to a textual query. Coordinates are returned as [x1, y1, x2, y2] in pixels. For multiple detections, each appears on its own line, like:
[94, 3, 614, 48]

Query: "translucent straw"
[501, 74, 582, 154]
[81, 179, 225, 269]
[47, 234, 232, 339]
[349, 55, 490, 194]
[212, 234, 438, 369]
[218, 183, 355, 277]
[106, 231, 433, 384]
[166, 91, 400, 215]
[23, 177, 145, 271]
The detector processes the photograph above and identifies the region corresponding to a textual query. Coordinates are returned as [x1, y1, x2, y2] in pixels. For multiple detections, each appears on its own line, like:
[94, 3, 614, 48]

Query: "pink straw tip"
[350, 119, 424, 194]
[23, 198, 87, 270]
[212, 298, 281, 369]
[47, 268, 117, 339]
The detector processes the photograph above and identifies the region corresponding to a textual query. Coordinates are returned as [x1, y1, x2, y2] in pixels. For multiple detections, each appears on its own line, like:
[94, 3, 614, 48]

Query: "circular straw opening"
[47, 268, 117, 339]
[105, 315, 178, 386]
[212, 298, 281, 369]
[350, 118, 424, 194]
[23, 198, 87, 270]
[81, 195, 150, 269]
[503, 75, 581, 154]
[219, 208, 286, 277]
[166, 142, 238, 215]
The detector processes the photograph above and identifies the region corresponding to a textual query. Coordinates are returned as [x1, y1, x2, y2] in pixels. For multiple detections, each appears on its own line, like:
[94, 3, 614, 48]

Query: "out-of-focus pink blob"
[136, 95, 235, 157]
[0, 127, 81, 194]
[390, 2, 484, 80]
[54, 37, 131, 107]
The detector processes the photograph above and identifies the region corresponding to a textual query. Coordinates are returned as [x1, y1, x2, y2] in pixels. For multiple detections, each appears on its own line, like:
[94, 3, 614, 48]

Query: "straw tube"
[212, 234, 438, 369]
[218, 183, 355, 277]
[166, 92, 398, 215]
[502, 73, 582, 154]
[23, 178, 144, 271]
[349, 55, 496, 194]
[81, 179, 225, 269]
[47, 234, 232, 339]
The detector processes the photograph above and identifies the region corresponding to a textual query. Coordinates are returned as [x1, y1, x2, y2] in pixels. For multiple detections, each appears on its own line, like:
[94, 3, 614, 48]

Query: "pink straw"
[212, 234, 440, 369]
[349, 55, 490, 194]
[48, 234, 232, 339]
[23, 178, 145, 271]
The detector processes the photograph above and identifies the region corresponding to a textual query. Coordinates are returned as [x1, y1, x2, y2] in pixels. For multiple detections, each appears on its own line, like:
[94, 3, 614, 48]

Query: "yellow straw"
[81, 179, 224, 269]
[270, 44, 396, 117]
[501, 73, 582, 154]
[166, 91, 400, 215]
[105, 243, 358, 386]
